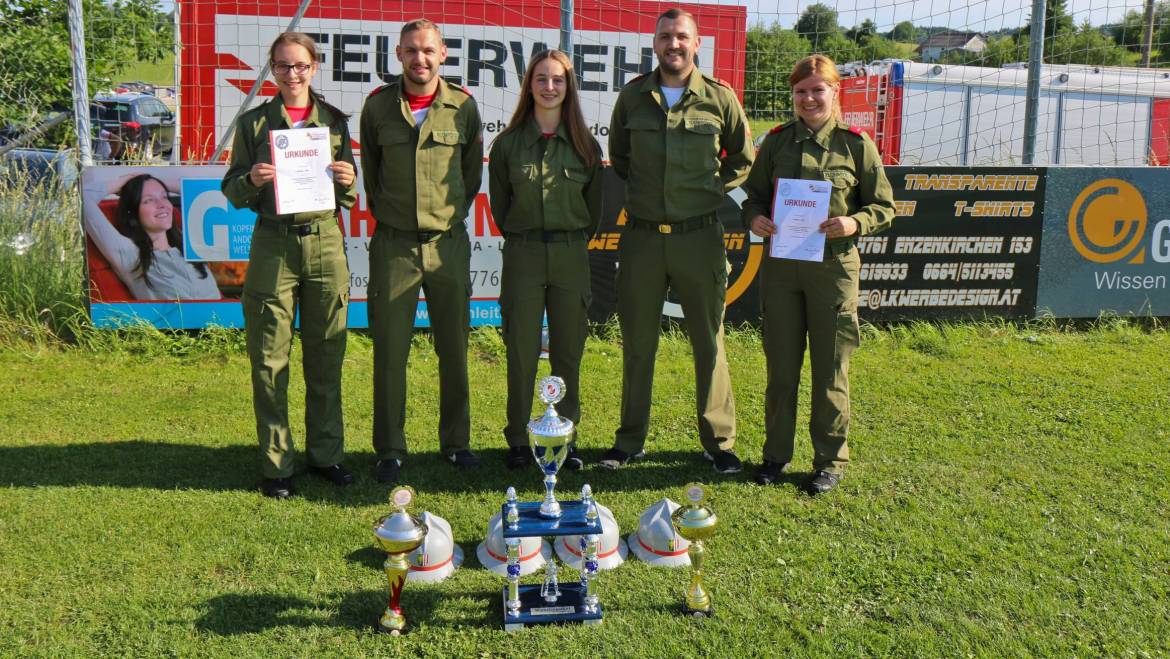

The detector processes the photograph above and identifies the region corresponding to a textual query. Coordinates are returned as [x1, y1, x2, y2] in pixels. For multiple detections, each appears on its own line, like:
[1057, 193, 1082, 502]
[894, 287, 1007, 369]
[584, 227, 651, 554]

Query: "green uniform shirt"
[359, 78, 483, 231]
[741, 117, 895, 243]
[222, 96, 358, 221]
[608, 68, 753, 223]
[487, 118, 603, 236]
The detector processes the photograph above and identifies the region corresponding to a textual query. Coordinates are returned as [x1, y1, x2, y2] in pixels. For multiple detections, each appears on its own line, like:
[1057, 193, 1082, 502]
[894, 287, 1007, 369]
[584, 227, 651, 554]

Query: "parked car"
[1, 147, 78, 192]
[91, 92, 175, 160]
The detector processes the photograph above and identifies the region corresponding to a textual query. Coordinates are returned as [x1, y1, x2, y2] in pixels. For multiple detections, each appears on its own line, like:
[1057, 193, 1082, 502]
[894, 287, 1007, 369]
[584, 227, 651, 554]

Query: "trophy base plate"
[501, 500, 604, 538]
[502, 583, 602, 631]
[682, 603, 714, 618]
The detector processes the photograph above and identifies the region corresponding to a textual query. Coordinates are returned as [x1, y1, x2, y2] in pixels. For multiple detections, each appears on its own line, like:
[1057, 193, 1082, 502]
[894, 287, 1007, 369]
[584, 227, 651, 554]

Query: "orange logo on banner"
[1068, 179, 1148, 264]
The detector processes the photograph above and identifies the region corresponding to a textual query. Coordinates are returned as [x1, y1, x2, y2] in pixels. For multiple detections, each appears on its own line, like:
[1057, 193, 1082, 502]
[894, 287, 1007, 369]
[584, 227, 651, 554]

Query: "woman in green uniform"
[742, 54, 895, 494]
[488, 49, 603, 470]
[222, 32, 359, 499]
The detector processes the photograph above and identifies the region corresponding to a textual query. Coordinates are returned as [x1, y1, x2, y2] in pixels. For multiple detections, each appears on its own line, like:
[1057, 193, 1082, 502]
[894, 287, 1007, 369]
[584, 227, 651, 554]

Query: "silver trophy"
[527, 376, 574, 518]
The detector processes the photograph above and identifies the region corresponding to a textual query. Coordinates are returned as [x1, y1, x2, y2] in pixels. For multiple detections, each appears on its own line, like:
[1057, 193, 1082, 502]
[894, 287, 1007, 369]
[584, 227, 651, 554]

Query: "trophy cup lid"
[527, 376, 574, 438]
[374, 487, 429, 548]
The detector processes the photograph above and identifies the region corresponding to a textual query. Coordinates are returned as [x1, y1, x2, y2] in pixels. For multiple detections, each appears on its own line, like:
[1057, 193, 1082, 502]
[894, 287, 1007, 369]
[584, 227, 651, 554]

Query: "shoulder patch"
[767, 122, 792, 136]
[452, 85, 472, 96]
[848, 125, 863, 136]
[368, 85, 388, 98]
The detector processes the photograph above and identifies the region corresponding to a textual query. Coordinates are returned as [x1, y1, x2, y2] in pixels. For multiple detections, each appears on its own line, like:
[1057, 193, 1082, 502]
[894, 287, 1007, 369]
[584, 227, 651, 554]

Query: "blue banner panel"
[1038, 169, 1170, 317]
[91, 300, 504, 330]
[180, 178, 257, 262]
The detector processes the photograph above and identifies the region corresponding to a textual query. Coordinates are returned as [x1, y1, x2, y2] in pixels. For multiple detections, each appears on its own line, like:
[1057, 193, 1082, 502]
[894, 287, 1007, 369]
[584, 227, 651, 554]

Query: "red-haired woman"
[742, 54, 895, 494]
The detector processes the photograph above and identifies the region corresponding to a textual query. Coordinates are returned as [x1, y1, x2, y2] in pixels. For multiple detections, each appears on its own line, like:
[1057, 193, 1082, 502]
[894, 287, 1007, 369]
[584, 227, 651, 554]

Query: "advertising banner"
[1037, 168, 1170, 317]
[81, 165, 505, 329]
[856, 167, 1045, 321]
[179, 0, 747, 161]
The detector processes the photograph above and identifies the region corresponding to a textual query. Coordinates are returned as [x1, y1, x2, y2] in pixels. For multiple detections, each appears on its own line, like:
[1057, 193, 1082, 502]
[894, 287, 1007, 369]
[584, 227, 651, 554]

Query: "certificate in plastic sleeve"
[270, 127, 335, 215]
[769, 178, 830, 262]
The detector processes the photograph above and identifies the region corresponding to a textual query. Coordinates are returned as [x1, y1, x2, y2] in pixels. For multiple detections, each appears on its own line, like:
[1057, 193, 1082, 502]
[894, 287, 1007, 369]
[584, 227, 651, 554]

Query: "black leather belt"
[504, 229, 589, 243]
[629, 214, 718, 234]
[379, 224, 464, 243]
[258, 217, 329, 236]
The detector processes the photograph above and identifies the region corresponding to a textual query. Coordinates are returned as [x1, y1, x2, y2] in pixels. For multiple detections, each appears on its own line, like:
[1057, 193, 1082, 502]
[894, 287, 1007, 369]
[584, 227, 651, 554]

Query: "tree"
[1020, 0, 1076, 40]
[1113, 9, 1148, 50]
[890, 21, 917, 43]
[0, 0, 172, 129]
[745, 24, 811, 120]
[846, 19, 878, 44]
[795, 3, 840, 48]
[1048, 21, 1130, 65]
[1113, 2, 1170, 56]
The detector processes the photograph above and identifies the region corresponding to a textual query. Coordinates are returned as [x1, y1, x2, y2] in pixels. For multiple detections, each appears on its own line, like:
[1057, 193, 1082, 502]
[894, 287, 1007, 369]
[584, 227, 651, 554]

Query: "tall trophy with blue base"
[499, 376, 604, 631]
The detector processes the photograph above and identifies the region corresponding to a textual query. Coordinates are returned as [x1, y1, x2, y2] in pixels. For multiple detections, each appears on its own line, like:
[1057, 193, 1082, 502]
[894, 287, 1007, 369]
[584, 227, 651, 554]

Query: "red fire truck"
[837, 60, 1170, 166]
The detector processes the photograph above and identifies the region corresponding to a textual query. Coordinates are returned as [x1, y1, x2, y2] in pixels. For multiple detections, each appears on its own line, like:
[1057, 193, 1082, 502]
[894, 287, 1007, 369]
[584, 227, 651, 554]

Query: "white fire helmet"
[626, 498, 691, 568]
[405, 511, 464, 584]
[554, 503, 628, 570]
[475, 511, 552, 576]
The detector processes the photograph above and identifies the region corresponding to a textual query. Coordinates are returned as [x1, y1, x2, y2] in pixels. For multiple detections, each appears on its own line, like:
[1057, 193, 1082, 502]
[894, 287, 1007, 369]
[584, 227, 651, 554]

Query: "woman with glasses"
[221, 32, 358, 499]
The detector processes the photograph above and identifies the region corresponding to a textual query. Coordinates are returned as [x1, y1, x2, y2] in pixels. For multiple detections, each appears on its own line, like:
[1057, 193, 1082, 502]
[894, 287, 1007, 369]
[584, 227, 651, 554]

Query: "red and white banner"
[179, 0, 748, 161]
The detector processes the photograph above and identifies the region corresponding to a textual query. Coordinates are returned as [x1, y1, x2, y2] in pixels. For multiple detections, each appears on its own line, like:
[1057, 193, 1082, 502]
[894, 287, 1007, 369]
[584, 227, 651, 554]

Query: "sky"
[157, 0, 1150, 33]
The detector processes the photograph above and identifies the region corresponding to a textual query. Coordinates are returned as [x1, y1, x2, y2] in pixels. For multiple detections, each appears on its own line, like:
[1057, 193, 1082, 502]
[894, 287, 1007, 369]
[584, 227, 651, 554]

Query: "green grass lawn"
[1, 323, 1168, 656]
[118, 54, 176, 87]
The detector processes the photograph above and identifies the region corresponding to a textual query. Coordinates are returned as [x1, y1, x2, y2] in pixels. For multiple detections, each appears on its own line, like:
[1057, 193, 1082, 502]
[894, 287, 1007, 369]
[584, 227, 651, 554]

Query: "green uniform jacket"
[359, 78, 483, 231]
[608, 68, 753, 223]
[741, 117, 895, 246]
[222, 95, 358, 220]
[487, 119, 603, 236]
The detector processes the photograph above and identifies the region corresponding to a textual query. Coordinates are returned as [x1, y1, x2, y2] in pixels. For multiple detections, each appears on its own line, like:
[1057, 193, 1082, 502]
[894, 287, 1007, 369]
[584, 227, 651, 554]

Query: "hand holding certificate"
[769, 178, 830, 262]
[270, 127, 336, 215]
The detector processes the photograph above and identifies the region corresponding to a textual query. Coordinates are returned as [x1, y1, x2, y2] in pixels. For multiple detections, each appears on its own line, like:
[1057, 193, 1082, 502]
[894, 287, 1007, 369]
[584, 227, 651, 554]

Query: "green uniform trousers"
[760, 246, 861, 474]
[242, 219, 350, 479]
[368, 224, 471, 460]
[500, 238, 591, 447]
[615, 221, 736, 455]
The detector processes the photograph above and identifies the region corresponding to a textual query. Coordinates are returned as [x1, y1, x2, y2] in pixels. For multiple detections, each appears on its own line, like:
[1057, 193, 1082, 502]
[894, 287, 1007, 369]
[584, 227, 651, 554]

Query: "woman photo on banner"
[741, 54, 896, 495]
[487, 49, 604, 471]
[220, 32, 358, 500]
[82, 169, 222, 301]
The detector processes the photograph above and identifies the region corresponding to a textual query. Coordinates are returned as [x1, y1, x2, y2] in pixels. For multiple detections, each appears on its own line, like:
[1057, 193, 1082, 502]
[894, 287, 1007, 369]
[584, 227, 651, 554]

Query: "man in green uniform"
[359, 19, 483, 483]
[740, 60, 895, 493]
[601, 8, 753, 474]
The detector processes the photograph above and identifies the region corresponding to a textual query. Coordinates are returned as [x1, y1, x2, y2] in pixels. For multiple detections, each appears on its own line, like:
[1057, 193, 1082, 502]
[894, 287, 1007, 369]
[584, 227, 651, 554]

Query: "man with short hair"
[360, 19, 484, 483]
[602, 8, 753, 473]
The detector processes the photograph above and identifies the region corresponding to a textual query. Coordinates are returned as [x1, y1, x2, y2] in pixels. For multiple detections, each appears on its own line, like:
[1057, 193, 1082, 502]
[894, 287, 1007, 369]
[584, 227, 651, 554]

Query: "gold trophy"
[373, 486, 428, 635]
[671, 483, 718, 617]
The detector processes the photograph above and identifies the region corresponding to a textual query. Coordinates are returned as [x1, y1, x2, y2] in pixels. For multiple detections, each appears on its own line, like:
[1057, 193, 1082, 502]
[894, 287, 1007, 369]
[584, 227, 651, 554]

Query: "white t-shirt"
[412, 107, 430, 125]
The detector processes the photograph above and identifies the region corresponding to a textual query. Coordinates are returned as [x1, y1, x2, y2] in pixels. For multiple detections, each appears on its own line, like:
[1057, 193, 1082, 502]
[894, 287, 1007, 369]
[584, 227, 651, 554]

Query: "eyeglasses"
[272, 63, 313, 75]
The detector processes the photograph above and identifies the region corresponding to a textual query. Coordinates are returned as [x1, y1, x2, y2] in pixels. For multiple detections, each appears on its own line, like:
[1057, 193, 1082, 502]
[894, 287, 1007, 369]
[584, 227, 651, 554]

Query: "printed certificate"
[270, 127, 335, 215]
[769, 178, 830, 261]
